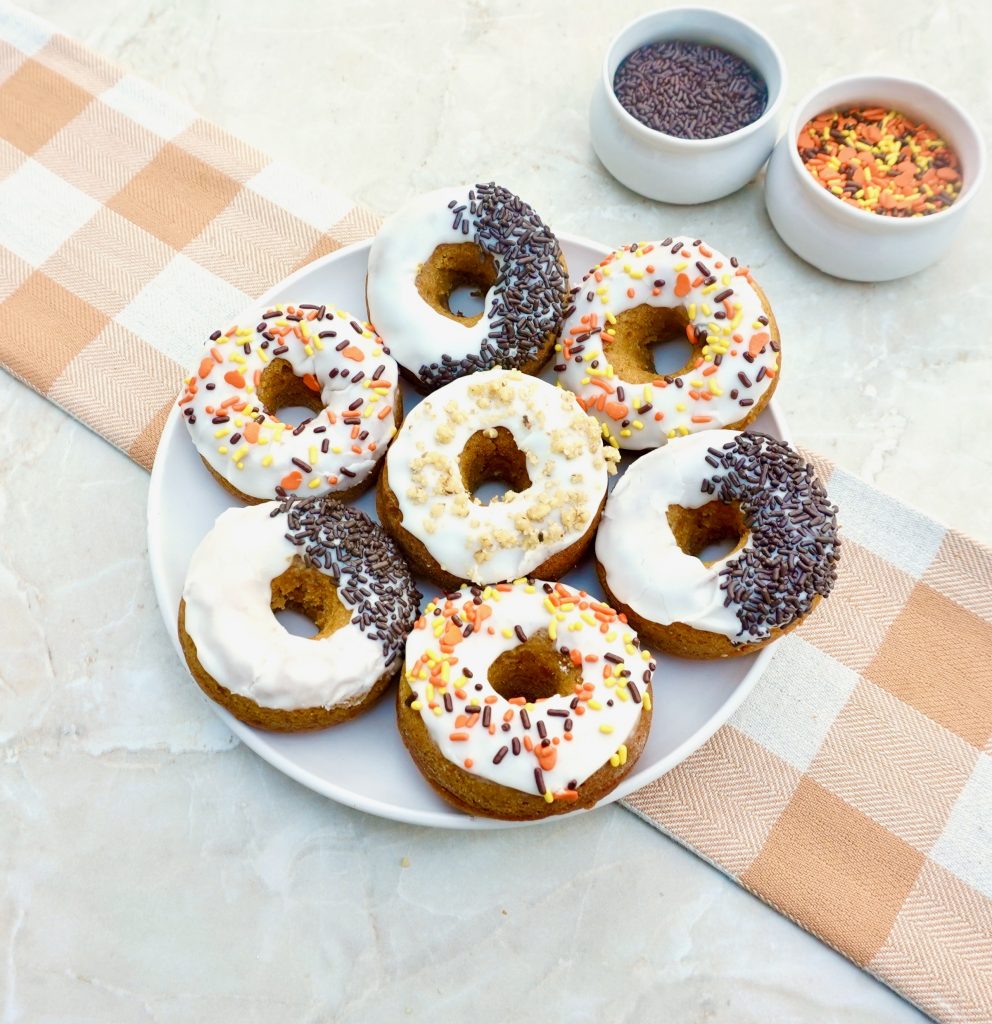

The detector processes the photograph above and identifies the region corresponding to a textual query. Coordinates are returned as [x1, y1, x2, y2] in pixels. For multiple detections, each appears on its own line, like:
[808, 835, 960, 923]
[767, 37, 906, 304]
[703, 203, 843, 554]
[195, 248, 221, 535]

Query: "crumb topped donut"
[398, 579, 654, 819]
[557, 237, 780, 450]
[179, 302, 401, 503]
[367, 183, 568, 391]
[596, 431, 840, 658]
[377, 368, 618, 589]
[178, 496, 420, 731]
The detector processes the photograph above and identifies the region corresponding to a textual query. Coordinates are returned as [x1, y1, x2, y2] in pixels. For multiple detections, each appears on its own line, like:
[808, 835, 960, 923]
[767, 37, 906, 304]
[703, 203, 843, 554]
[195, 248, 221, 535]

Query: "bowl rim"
[781, 73, 987, 229]
[600, 6, 787, 150]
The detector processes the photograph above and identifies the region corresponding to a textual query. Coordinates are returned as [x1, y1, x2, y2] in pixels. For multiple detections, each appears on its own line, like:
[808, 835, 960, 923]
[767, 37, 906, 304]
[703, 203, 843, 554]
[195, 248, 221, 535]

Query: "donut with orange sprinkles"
[398, 579, 654, 820]
[179, 301, 402, 503]
[556, 237, 780, 451]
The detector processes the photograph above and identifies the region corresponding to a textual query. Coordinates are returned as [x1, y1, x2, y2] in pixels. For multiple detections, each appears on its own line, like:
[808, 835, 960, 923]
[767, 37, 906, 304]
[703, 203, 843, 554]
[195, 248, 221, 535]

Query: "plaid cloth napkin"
[1, 7, 989, 1021]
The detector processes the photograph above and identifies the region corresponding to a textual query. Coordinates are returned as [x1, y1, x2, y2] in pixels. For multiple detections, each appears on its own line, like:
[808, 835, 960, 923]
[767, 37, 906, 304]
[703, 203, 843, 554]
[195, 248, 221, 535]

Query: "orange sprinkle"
[303, 373, 320, 393]
[280, 471, 302, 491]
[342, 345, 365, 362]
[449, 732, 469, 742]
[464, 758, 474, 769]
[242, 422, 260, 443]
[377, 405, 393, 420]
[691, 415, 713, 423]
[748, 332, 770, 357]
[197, 358, 214, 380]
[224, 370, 245, 389]
[674, 273, 691, 298]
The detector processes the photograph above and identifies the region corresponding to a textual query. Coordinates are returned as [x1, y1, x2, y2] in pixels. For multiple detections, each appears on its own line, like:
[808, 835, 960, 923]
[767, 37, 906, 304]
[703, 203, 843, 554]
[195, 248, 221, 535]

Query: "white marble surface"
[3, 0, 990, 1020]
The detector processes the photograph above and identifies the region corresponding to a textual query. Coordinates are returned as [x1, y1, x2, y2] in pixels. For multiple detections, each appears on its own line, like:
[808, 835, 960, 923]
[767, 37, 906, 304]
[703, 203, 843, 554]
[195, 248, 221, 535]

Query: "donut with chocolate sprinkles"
[178, 495, 421, 730]
[596, 430, 840, 658]
[366, 183, 569, 392]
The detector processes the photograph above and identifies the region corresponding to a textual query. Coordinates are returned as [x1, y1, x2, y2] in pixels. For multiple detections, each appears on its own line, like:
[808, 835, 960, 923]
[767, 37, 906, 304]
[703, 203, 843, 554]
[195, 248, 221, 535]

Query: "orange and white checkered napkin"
[1, 7, 989, 1021]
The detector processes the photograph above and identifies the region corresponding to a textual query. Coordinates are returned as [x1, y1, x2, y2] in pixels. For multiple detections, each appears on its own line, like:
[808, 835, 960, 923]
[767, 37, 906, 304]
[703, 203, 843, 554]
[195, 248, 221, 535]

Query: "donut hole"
[667, 501, 749, 567]
[416, 242, 497, 327]
[269, 557, 350, 639]
[459, 427, 532, 504]
[607, 305, 697, 382]
[257, 357, 324, 428]
[487, 630, 582, 704]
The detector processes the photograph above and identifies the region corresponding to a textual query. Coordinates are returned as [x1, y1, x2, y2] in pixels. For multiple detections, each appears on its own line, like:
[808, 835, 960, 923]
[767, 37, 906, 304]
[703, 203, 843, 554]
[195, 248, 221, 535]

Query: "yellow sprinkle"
[543, 792, 554, 804]
[643, 692, 652, 711]
[548, 620, 557, 641]
[674, 261, 688, 271]
[232, 445, 249, 462]
[599, 724, 614, 734]
[619, 744, 628, 766]
[410, 700, 423, 711]
[675, 402, 686, 413]
[213, 428, 229, 439]
[610, 753, 620, 767]
[616, 688, 629, 702]
[309, 446, 318, 465]
[261, 455, 273, 467]
[501, 628, 513, 639]
[605, 630, 617, 642]
[687, 303, 696, 319]
[217, 445, 228, 455]
[588, 700, 603, 711]
[433, 706, 443, 717]
[642, 650, 652, 661]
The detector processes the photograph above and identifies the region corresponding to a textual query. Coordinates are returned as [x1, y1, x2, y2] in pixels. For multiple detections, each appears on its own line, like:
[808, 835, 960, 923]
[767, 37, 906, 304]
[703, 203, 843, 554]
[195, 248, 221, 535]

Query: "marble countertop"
[3, 0, 989, 1020]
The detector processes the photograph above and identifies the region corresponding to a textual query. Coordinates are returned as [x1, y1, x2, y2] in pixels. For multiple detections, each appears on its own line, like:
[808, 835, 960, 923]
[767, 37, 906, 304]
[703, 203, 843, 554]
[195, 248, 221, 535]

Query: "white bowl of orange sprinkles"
[765, 74, 985, 281]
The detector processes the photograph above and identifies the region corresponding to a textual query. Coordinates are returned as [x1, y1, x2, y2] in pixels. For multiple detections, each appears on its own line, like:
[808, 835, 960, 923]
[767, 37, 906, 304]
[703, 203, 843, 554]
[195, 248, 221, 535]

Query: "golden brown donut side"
[395, 670, 652, 820]
[178, 599, 397, 731]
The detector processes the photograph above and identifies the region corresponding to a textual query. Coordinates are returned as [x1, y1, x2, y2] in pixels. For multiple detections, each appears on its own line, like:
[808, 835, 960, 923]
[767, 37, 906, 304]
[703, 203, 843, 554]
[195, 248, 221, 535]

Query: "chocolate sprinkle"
[613, 41, 767, 140]
[417, 183, 568, 388]
[703, 433, 840, 640]
[276, 495, 420, 665]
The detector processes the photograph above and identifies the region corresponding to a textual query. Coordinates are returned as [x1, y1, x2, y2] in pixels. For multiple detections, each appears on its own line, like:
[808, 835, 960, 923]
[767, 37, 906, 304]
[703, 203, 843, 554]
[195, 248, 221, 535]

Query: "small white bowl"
[589, 7, 787, 204]
[765, 75, 985, 282]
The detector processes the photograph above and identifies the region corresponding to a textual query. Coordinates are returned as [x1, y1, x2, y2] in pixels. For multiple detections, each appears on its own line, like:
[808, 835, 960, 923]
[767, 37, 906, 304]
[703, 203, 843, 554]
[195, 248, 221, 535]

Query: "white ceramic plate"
[148, 233, 788, 829]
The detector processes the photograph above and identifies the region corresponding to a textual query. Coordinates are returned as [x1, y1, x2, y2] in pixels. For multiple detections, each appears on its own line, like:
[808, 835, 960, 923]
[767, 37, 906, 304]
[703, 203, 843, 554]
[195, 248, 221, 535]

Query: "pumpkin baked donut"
[178, 496, 420, 731]
[596, 431, 840, 659]
[557, 237, 780, 450]
[399, 579, 654, 819]
[377, 368, 618, 589]
[366, 182, 569, 391]
[179, 301, 401, 503]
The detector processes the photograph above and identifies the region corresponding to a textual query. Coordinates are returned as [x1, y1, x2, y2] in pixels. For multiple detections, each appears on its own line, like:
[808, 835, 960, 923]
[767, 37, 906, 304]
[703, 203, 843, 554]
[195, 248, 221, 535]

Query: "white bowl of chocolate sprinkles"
[590, 7, 787, 203]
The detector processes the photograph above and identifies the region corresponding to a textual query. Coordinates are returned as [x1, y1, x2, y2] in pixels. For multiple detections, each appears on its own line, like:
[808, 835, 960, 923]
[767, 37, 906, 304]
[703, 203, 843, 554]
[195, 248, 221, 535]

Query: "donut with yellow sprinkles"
[556, 236, 781, 451]
[179, 301, 401, 503]
[398, 578, 654, 820]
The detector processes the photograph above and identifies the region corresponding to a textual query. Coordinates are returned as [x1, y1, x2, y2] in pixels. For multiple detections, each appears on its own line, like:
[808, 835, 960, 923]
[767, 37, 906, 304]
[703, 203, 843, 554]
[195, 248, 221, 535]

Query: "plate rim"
[147, 232, 789, 830]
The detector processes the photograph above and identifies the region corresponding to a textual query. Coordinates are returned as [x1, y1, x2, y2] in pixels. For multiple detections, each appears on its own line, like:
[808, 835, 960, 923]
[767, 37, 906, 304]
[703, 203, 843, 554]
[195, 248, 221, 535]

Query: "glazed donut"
[178, 495, 420, 731]
[596, 430, 840, 659]
[366, 182, 568, 391]
[557, 237, 780, 450]
[376, 368, 618, 589]
[179, 301, 401, 503]
[398, 579, 654, 819]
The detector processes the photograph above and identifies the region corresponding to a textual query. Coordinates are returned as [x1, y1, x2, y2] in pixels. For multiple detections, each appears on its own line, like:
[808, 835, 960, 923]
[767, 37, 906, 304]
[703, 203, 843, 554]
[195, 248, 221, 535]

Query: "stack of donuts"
[176, 181, 840, 820]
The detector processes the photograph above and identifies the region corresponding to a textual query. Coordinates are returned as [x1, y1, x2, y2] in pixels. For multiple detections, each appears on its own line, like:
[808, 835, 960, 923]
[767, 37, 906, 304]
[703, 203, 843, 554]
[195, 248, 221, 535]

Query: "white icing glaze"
[385, 368, 617, 584]
[180, 301, 399, 500]
[404, 580, 653, 800]
[182, 502, 391, 712]
[557, 236, 779, 450]
[366, 184, 564, 387]
[596, 430, 750, 641]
